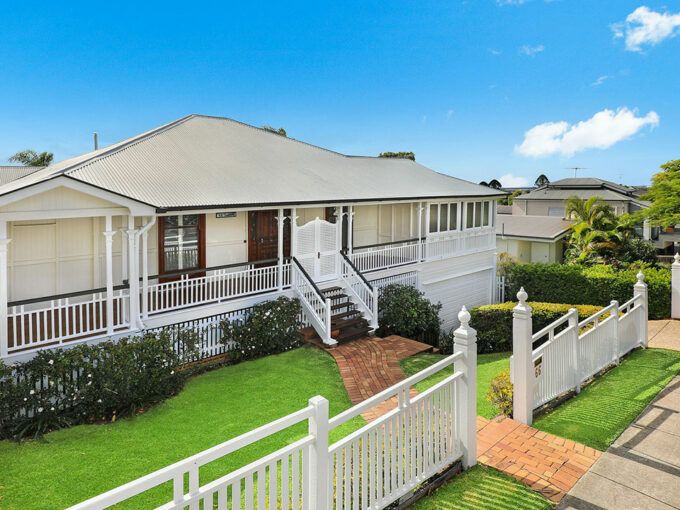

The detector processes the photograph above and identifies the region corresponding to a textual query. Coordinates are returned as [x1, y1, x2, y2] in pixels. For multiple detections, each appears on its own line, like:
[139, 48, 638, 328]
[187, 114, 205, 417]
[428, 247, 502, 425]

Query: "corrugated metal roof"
[517, 188, 635, 202]
[548, 177, 633, 193]
[497, 215, 572, 240]
[0, 115, 503, 209]
[0, 166, 45, 186]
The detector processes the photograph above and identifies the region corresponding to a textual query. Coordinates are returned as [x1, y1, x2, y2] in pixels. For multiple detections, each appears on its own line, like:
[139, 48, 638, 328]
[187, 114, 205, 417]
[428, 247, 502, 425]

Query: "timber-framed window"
[158, 214, 206, 277]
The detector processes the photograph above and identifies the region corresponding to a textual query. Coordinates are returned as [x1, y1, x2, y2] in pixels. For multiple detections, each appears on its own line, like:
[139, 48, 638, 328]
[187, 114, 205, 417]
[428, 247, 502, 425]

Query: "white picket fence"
[67, 307, 479, 510]
[511, 272, 649, 425]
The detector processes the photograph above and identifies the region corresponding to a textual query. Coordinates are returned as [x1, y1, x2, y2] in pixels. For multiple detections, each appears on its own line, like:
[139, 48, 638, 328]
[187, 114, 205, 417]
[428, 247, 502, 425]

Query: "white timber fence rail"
[511, 272, 649, 426]
[144, 259, 290, 317]
[339, 251, 379, 330]
[6, 286, 130, 355]
[291, 257, 333, 345]
[351, 239, 421, 273]
[67, 305, 479, 510]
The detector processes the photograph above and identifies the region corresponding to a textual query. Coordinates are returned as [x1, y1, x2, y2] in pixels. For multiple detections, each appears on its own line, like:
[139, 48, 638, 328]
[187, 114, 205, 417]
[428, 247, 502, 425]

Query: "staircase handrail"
[340, 251, 373, 291]
[291, 257, 332, 344]
[339, 252, 378, 329]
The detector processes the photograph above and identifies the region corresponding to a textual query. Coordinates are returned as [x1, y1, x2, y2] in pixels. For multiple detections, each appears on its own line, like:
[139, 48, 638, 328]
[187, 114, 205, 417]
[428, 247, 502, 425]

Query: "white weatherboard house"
[0, 115, 503, 361]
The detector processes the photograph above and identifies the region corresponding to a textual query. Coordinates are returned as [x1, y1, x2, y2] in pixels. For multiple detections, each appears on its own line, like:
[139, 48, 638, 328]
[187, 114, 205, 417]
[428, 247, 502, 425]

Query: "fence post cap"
[458, 305, 471, 327]
[513, 287, 532, 316]
[636, 271, 645, 284]
[517, 287, 528, 303]
[308, 395, 329, 407]
[674, 253, 680, 265]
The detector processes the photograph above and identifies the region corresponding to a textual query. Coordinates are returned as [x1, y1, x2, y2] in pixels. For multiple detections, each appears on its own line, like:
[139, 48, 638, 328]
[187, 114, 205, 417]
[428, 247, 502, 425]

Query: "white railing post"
[370, 287, 379, 329]
[454, 306, 477, 468]
[568, 308, 581, 394]
[672, 253, 680, 319]
[0, 221, 11, 359]
[633, 271, 648, 348]
[308, 395, 330, 510]
[512, 287, 533, 426]
[127, 217, 141, 331]
[611, 300, 620, 364]
[324, 297, 333, 345]
[277, 208, 284, 291]
[103, 216, 116, 334]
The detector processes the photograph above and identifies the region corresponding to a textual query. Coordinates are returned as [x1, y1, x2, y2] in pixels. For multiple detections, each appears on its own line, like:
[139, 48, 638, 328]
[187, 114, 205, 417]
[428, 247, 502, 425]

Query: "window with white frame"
[428, 202, 461, 233]
[463, 200, 494, 230]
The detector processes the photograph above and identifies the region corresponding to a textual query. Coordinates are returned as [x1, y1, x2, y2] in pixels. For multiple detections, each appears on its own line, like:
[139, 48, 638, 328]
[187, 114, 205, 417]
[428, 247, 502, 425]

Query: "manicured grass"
[399, 352, 511, 419]
[533, 348, 680, 451]
[0, 346, 365, 509]
[409, 465, 553, 510]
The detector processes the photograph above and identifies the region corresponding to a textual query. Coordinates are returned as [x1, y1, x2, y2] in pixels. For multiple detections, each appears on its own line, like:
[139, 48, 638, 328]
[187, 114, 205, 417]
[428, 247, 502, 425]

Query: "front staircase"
[300, 286, 373, 345]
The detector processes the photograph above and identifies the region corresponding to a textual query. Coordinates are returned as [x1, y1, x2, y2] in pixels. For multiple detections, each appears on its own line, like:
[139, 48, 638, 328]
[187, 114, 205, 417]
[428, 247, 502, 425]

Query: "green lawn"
[399, 352, 511, 419]
[409, 465, 553, 510]
[0, 346, 365, 509]
[533, 348, 680, 451]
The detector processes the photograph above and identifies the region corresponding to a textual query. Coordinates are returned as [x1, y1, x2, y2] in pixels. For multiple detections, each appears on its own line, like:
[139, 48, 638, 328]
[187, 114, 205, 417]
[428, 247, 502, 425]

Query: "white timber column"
[138, 216, 156, 320]
[633, 271, 648, 347]
[417, 202, 423, 261]
[0, 221, 11, 358]
[126, 215, 140, 330]
[276, 208, 284, 290]
[103, 216, 116, 335]
[347, 206, 354, 254]
[290, 208, 298, 258]
[512, 287, 533, 426]
[121, 216, 129, 282]
[454, 306, 478, 468]
[672, 253, 680, 319]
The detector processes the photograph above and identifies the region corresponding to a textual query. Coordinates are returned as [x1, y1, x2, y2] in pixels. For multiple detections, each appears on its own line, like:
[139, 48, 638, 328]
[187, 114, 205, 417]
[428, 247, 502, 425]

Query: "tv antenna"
[565, 167, 587, 178]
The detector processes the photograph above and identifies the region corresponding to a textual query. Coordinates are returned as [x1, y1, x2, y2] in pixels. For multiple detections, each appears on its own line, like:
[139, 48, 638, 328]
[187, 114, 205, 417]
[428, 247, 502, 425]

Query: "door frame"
[247, 210, 291, 265]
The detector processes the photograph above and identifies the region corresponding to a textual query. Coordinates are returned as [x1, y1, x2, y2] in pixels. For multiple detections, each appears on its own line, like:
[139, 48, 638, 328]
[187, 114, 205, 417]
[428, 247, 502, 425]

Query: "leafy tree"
[641, 159, 680, 227]
[261, 126, 287, 136]
[8, 150, 53, 166]
[378, 151, 415, 161]
[498, 189, 523, 205]
[534, 174, 550, 187]
[488, 179, 502, 189]
[564, 196, 621, 264]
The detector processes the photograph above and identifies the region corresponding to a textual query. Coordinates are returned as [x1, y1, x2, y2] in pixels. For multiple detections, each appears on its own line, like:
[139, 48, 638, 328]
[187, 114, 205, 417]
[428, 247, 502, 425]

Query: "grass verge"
[399, 352, 511, 419]
[409, 465, 553, 509]
[0, 346, 364, 509]
[533, 347, 680, 451]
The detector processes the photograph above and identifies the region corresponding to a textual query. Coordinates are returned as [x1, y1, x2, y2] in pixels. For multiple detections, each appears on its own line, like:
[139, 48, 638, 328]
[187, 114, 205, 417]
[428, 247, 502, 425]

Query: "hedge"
[470, 302, 603, 354]
[377, 284, 442, 346]
[505, 263, 670, 320]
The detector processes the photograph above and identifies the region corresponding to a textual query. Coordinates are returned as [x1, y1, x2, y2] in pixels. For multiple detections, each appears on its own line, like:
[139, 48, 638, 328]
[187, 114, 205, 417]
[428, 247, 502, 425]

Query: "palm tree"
[564, 196, 621, 264]
[8, 150, 53, 166]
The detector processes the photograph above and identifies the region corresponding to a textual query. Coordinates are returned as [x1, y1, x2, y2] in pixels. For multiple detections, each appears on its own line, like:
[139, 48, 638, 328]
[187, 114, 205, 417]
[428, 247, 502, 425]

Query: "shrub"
[377, 284, 442, 345]
[487, 370, 513, 417]
[470, 302, 603, 354]
[0, 331, 190, 440]
[506, 262, 670, 319]
[220, 297, 302, 362]
[438, 329, 455, 355]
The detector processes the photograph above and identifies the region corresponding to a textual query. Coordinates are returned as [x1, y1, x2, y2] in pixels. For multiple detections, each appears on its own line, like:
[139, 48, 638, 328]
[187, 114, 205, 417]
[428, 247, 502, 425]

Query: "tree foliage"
[378, 151, 415, 161]
[261, 126, 287, 137]
[498, 189, 523, 205]
[641, 159, 680, 227]
[8, 149, 53, 166]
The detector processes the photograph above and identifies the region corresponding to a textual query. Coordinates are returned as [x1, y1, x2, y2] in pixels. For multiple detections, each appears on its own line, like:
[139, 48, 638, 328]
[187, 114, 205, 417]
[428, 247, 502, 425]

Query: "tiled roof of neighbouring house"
[496, 214, 572, 240]
[0, 115, 504, 210]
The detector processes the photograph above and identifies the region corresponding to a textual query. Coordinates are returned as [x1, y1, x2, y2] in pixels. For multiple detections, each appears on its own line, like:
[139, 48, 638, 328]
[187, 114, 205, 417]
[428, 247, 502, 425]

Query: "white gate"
[295, 217, 339, 282]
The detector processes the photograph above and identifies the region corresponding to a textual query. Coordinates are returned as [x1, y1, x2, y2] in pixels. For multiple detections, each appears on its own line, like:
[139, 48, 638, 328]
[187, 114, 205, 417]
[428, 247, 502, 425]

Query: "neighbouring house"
[511, 177, 649, 217]
[0, 114, 504, 361]
[496, 214, 571, 263]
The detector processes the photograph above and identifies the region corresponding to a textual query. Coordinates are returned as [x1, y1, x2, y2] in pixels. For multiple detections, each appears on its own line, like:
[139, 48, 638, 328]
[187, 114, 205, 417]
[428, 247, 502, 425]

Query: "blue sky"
[0, 0, 678, 187]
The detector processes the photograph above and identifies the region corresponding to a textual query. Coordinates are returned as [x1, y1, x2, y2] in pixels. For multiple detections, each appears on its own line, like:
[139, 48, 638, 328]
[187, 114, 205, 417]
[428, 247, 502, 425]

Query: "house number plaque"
[534, 356, 543, 379]
[216, 212, 237, 218]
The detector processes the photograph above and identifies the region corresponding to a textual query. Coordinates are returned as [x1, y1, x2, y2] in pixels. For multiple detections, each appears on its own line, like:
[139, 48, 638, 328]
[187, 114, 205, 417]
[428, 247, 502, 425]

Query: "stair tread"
[331, 310, 361, 322]
[333, 316, 366, 330]
[321, 286, 343, 294]
[335, 326, 372, 342]
[331, 301, 353, 310]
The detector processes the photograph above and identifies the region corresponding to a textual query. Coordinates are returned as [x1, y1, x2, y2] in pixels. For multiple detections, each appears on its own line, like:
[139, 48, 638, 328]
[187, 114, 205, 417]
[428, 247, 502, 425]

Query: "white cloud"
[499, 174, 529, 187]
[446, 109, 454, 119]
[612, 6, 680, 52]
[519, 44, 544, 56]
[591, 75, 609, 86]
[488, 48, 502, 55]
[515, 107, 659, 158]
[496, 0, 528, 4]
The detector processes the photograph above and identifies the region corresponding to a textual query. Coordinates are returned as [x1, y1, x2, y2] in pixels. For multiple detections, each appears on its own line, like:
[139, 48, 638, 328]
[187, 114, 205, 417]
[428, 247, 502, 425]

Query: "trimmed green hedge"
[470, 302, 603, 354]
[505, 263, 670, 320]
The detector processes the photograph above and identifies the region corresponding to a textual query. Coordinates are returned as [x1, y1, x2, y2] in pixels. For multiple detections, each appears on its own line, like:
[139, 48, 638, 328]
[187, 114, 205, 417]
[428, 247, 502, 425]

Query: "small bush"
[438, 329, 455, 355]
[0, 331, 191, 440]
[377, 284, 442, 345]
[487, 370, 513, 417]
[470, 302, 603, 353]
[220, 297, 302, 362]
[506, 262, 670, 319]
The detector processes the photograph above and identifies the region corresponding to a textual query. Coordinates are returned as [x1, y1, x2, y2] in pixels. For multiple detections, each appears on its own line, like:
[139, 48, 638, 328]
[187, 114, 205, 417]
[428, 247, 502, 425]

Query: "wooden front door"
[248, 210, 290, 264]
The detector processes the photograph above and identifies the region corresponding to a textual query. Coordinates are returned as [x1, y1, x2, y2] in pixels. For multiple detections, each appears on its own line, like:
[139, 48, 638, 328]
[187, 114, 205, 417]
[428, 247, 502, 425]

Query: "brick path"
[477, 416, 601, 503]
[325, 335, 432, 421]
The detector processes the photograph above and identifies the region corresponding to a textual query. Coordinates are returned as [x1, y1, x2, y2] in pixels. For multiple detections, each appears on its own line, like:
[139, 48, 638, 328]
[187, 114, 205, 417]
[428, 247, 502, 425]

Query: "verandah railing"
[511, 273, 649, 425]
[67, 306, 478, 510]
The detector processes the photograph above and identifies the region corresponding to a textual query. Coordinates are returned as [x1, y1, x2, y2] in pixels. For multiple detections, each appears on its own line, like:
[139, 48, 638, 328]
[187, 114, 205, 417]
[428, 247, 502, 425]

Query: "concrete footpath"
[559, 374, 680, 509]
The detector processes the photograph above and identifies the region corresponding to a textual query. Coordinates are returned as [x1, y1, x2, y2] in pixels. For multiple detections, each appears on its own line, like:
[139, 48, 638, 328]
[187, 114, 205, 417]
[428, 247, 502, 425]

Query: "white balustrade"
[512, 274, 649, 424]
[339, 255, 378, 329]
[351, 240, 420, 273]
[291, 260, 332, 345]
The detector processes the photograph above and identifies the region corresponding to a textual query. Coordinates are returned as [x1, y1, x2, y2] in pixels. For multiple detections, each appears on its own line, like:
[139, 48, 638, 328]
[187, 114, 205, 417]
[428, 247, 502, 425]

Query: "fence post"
[568, 308, 580, 394]
[633, 271, 648, 348]
[512, 288, 533, 426]
[454, 306, 477, 468]
[370, 288, 379, 330]
[308, 396, 330, 510]
[611, 300, 620, 365]
[672, 253, 680, 319]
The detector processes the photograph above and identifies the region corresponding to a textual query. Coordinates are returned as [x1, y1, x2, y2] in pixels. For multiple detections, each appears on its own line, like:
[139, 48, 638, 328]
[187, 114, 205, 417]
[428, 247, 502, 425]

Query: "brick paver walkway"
[325, 335, 432, 421]
[477, 416, 601, 503]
